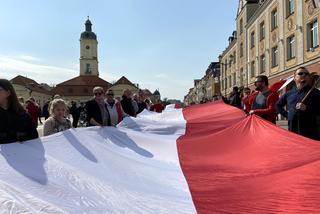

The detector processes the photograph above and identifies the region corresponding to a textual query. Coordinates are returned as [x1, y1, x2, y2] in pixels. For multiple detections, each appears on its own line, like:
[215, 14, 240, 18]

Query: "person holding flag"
[276, 67, 320, 140]
[247, 75, 279, 124]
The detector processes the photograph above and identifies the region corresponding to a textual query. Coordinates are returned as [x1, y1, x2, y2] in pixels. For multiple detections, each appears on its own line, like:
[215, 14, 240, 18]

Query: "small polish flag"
[269, 75, 294, 92]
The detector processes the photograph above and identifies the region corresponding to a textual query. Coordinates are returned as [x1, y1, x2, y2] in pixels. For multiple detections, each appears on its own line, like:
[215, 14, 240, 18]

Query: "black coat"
[85, 99, 111, 126]
[276, 85, 320, 140]
[228, 92, 242, 109]
[120, 96, 135, 116]
[0, 108, 38, 144]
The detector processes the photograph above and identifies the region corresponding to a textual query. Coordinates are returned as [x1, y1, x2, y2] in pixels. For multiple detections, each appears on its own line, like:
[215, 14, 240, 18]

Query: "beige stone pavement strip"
[276, 120, 289, 130]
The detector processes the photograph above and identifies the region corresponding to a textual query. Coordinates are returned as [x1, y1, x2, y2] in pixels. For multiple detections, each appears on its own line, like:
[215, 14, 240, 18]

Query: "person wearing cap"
[85, 86, 111, 126]
[0, 79, 38, 144]
[276, 67, 320, 140]
[105, 89, 126, 126]
[247, 75, 279, 124]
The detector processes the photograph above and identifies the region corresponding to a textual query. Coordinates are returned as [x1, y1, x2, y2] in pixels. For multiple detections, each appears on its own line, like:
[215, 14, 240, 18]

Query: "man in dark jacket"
[42, 101, 50, 120]
[85, 87, 111, 127]
[228, 86, 242, 109]
[70, 101, 80, 128]
[120, 89, 135, 117]
[276, 67, 320, 140]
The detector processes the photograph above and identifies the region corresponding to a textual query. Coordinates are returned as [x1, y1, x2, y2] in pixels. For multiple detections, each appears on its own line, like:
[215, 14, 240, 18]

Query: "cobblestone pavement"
[276, 120, 288, 130]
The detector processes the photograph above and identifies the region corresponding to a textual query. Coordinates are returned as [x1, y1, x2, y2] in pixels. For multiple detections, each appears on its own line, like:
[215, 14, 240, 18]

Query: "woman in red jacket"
[26, 98, 39, 128]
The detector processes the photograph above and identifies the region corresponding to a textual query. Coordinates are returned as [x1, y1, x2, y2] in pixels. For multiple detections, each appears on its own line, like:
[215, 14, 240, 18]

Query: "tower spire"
[85, 17, 92, 32]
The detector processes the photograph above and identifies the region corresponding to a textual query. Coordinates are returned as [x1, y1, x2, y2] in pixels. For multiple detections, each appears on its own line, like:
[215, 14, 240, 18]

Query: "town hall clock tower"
[80, 17, 99, 76]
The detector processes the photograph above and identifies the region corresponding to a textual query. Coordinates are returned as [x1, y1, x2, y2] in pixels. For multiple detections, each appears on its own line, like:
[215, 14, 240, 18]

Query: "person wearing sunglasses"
[85, 86, 111, 126]
[0, 79, 38, 144]
[276, 67, 320, 140]
[247, 75, 279, 124]
[105, 89, 126, 126]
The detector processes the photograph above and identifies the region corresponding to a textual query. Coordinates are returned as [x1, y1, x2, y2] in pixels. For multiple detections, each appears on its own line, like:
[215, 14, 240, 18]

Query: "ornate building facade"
[220, 0, 320, 96]
[184, 62, 220, 105]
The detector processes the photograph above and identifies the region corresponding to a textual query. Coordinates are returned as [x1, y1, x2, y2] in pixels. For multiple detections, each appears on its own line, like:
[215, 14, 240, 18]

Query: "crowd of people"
[0, 67, 319, 144]
[223, 67, 320, 141]
[0, 80, 165, 144]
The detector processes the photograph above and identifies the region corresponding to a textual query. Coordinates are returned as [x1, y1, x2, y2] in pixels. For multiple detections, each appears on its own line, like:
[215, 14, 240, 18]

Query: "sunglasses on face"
[94, 92, 102, 96]
[297, 72, 310, 76]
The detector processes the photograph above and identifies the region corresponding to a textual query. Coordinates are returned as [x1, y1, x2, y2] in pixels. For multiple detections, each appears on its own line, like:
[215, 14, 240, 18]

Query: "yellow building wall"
[108, 84, 139, 101]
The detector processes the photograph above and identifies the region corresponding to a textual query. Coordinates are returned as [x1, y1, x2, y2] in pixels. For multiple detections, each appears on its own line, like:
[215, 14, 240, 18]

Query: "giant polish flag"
[1, 101, 320, 213]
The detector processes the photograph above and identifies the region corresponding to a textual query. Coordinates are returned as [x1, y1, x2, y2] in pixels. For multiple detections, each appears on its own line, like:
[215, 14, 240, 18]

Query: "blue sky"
[0, 0, 238, 100]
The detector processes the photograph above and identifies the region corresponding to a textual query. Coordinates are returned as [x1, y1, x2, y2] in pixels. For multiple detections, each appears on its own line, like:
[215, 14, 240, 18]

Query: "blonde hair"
[93, 86, 104, 93]
[49, 99, 68, 116]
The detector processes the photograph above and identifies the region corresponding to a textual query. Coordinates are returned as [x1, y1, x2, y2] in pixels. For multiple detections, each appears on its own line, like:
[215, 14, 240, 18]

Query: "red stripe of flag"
[178, 101, 320, 213]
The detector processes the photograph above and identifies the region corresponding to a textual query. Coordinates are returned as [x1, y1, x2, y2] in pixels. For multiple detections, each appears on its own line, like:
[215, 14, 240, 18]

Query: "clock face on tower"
[86, 45, 90, 49]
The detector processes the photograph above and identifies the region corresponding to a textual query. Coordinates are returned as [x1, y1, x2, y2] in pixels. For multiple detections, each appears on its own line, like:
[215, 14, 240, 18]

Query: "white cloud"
[0, 54, 191, 100]
[0, 55, 77, 84]
[19, 55, 40, 62]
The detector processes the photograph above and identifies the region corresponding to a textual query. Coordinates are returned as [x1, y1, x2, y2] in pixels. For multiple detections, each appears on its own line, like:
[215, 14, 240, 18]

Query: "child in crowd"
[43, 99, 72, 136]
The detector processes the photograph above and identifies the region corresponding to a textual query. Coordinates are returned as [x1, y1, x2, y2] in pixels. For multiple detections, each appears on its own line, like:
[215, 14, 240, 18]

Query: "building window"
[240, 19, 243, 34]
[287, 35, 295, 60]
[271, 9, 278, 30]
[86, 63, 91, 74]
[233, 51, 236, 64]
[260, 54, 266, 73]
[233, 73, 236, 86]
[307, 19, 319, 50]
[271, 46, 279, 67]
[250, 31, 255, 48]
[228, 76, 231, 88]
[250, 61, 255, 78]
[260, 21, 265, 40]
[240, 43, 243, 57]
[286, 0, 294, 17]
[225, 59, 228, 71]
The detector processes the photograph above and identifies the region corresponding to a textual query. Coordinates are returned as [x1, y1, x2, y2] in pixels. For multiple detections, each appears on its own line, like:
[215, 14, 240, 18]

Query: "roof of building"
[153, 90, 160, 96]
[52, 76, 112, 97]
[112, 76, 138, 88]
[80, 31, 97, 40]
[140, 89, 153, 96]
[11, 75, 53, 95]
[56, 75, 111, 87]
